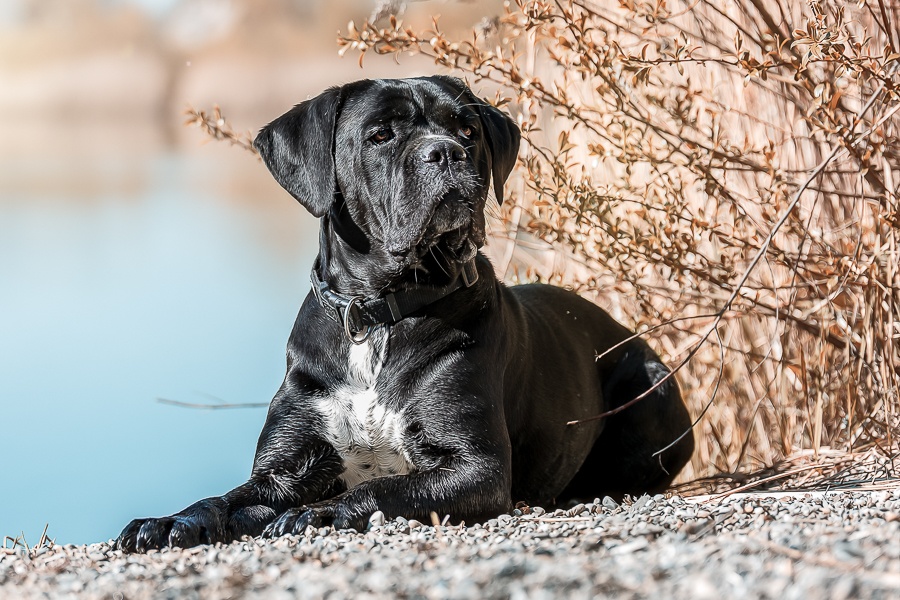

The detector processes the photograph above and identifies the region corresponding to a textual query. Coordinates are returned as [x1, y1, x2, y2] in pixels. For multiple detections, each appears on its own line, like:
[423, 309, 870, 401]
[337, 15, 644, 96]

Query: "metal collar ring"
[343, 296, 372, 344]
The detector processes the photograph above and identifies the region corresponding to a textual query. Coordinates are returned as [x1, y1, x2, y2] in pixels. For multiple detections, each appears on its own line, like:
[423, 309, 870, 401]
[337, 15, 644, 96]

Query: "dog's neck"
[317, 216, 463, 298]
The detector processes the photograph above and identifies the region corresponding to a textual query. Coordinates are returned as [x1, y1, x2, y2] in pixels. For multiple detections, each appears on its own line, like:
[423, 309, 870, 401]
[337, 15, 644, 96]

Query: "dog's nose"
[421, 140, 467, 166]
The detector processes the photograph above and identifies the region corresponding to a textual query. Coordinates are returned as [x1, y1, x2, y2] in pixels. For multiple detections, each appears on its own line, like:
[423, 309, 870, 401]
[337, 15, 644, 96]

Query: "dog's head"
[254, 77, 520, 271]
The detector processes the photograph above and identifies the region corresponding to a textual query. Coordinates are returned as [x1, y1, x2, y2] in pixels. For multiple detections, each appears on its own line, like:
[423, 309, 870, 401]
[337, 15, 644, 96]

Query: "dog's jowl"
[117, 76, 694, 552]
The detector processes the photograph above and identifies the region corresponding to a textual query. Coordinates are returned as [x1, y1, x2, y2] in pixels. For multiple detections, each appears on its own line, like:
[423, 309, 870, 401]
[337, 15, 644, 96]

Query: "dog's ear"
[476, 102, 521, 204]
[254, 85, 348, 217]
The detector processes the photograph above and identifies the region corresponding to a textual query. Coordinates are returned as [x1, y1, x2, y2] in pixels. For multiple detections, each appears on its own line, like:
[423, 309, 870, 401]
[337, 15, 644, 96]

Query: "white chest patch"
[316, 328, 414, 488]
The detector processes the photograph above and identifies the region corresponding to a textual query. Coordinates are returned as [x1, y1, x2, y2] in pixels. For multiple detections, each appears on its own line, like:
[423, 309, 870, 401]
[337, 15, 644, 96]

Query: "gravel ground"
[3, 490, 899, 599]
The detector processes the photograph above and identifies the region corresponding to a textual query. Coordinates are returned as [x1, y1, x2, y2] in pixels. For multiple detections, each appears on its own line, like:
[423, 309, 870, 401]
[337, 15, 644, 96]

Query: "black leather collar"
[311, 258, 479, 343]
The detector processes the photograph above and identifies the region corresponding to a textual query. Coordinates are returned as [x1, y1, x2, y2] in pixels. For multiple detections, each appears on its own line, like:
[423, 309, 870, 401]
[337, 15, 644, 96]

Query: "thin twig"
[568, 72, 890, 428]
[157, 398, 269, 410]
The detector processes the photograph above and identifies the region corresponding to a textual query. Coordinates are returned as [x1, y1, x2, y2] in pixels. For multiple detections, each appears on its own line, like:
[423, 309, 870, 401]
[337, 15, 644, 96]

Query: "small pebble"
[367, 511, 385, 529]
[1, 490, 896, 598]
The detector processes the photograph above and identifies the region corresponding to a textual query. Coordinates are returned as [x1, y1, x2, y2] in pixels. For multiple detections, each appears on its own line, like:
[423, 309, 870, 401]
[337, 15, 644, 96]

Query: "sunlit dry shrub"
[336, 0, 900, 484]
[184, 104, 257, 155]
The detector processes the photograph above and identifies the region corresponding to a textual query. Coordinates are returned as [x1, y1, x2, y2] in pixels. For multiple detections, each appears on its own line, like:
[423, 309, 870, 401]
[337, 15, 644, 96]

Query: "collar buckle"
[461, 260, 479, 287]
[343, 296, 372, 345]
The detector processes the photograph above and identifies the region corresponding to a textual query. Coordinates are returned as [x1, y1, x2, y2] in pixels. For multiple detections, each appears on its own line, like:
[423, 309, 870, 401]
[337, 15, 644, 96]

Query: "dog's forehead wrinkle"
[339, 96, 414, 140]
[393, 81, 474, 124]
[363, 104, 414, 129]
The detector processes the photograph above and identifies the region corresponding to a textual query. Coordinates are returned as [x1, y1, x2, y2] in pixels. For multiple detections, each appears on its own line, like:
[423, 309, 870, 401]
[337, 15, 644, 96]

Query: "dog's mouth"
[382, 178, 487, 278]
[389, 225, 478, 285]
[425, 225, 480, 261]
[410, 189, 482, 262]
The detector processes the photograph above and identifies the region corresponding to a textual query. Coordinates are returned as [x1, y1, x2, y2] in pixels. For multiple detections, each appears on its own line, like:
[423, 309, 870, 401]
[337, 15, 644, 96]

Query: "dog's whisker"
[430, 246, 452, 277]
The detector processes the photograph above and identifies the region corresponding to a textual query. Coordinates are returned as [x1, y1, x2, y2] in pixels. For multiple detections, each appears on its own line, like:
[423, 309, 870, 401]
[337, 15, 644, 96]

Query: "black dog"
[116, 76, 694, 552]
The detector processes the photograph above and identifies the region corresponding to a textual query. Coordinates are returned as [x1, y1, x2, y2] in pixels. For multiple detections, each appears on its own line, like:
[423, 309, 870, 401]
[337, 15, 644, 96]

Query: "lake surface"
[0, 118, 320, 545]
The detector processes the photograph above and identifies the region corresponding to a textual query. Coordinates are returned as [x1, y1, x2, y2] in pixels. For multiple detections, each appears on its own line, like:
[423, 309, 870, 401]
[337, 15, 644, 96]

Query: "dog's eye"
[370, 128, 394, 144]
[459, 126, 474, 138]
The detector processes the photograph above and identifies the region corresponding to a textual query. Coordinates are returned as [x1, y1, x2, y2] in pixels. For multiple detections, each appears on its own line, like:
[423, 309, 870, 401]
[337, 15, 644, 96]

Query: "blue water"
[0, 137, 319, 545]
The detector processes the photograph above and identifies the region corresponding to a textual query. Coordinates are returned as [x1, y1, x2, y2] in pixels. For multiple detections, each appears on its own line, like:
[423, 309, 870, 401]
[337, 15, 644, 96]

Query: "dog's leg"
[116, 388, 344, 552]
[264, 457, 512, 536]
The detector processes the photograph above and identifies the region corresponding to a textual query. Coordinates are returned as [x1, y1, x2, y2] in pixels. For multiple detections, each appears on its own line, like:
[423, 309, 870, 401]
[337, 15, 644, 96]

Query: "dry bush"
[184, 104, 257, 155]
[336, 0, 900, 486]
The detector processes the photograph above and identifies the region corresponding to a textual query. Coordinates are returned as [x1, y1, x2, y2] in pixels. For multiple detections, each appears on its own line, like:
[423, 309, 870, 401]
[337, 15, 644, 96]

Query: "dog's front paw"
[116, 516, 203, 553]
[116, 499, 227, 552]
[263, 503, 346, 538]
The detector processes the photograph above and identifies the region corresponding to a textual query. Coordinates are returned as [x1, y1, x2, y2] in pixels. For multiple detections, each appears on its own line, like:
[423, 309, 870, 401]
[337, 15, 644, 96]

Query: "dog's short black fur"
[117, 77, 694, 552]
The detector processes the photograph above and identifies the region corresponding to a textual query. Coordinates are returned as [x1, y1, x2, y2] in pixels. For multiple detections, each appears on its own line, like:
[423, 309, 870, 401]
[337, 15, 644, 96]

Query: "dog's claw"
[116, 519, 144, 552]
[264, 505, 332, 538]
[167, 519, 207, 549]
[135, 518, 166, 552]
